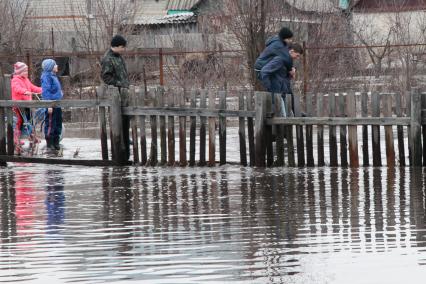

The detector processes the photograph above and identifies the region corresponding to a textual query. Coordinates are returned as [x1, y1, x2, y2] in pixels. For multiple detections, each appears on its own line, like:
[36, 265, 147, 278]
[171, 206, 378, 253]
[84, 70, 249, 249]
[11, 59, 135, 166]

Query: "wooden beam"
[0, 100, 110, 108]
[267, 117, 410, 126]
[122, 107, 256, 118]
[0, 155, 126, 167]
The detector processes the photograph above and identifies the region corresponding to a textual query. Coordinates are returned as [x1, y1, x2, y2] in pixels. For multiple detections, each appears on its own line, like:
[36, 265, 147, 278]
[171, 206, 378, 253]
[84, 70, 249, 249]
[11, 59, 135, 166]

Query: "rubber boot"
[46, 138, 54, 150]
[53, 137, 60, 151]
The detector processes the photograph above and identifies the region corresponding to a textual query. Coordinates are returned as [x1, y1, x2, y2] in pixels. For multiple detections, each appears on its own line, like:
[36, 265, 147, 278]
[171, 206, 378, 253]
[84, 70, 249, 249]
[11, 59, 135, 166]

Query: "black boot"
[53, 137, 60, 151]
[46, 138, 54, 149]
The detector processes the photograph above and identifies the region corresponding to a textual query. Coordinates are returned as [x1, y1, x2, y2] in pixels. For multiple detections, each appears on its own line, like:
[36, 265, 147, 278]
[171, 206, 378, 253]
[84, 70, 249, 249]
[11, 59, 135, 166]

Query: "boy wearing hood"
[41, 59, 63, 151]
[11, 62, 42, 153]
[254, 27, 295, 116]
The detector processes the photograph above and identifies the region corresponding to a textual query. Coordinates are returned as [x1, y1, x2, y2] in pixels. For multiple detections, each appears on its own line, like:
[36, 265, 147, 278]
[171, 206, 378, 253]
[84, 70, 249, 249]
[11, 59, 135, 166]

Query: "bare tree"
[63, 0, 136, 95]
[222, 0, 278, 91]
[0, 0, 35, 54]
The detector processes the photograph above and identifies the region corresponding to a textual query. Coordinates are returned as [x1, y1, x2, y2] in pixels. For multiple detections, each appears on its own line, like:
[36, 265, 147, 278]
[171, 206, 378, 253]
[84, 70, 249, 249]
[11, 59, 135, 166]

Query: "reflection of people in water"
[14, 171, 44, 241]
[45, 170, 65, 234]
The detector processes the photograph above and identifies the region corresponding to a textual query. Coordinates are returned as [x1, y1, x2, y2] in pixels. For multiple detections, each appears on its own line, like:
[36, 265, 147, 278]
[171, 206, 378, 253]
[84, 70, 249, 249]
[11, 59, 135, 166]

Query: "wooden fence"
[255, 88, 424, 167]
[0, 78, 257, 166]
[113, 85, 256, 167]
[0, 73, 425, 168]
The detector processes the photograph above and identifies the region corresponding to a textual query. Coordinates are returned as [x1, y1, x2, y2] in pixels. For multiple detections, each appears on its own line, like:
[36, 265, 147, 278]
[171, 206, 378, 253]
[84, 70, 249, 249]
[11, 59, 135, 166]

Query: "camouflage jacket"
[101, 49, 130, 88]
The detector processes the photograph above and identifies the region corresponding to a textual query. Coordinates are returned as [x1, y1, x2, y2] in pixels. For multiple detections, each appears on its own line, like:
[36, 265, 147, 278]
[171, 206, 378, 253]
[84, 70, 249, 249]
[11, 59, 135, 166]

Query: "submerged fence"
[255, 89, 424, 167]
[1, 70, 426, 168]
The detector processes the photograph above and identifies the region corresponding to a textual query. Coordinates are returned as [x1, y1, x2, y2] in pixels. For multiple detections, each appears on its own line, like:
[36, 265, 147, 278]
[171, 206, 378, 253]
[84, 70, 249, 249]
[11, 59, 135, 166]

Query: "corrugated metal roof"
[286, 0, 338, 13]
[133, 12, 196, 26]
[166, 0, 202, 10]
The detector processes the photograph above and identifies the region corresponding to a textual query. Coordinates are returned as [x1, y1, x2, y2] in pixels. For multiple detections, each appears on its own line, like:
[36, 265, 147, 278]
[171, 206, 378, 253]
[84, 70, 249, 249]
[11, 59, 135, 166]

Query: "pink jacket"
[11, 75, 42, 101]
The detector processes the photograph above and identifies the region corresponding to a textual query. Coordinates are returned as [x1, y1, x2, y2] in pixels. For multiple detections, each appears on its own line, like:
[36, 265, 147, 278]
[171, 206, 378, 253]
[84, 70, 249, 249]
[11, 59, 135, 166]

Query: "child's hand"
[24, 91, 32, 96]
[289, 67, 296, 79]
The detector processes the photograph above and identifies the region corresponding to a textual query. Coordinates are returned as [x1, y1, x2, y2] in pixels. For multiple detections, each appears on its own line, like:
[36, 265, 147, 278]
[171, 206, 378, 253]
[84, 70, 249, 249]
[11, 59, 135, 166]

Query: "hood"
[265, 35, 283, 47]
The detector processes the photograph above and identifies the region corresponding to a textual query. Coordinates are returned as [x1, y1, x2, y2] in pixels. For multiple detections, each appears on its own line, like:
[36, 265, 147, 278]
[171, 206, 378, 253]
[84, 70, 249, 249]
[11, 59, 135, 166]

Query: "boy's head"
[111, 35, 127, 53]
[278, 27, 293, 45]
[288, 43, 304, 60]
[42, 59, 58, 73]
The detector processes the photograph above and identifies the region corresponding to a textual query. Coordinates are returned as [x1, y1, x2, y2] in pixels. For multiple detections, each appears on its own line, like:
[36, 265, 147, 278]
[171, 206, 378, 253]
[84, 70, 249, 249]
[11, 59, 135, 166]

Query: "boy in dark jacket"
[101, 35, 130, 161]
[101, 35, 129, 89]
[255, 27, 296, 116]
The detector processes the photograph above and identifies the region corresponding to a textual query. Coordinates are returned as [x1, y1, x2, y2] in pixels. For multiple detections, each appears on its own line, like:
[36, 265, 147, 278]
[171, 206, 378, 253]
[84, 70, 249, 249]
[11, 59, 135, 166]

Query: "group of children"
[11, 59, 63, 154]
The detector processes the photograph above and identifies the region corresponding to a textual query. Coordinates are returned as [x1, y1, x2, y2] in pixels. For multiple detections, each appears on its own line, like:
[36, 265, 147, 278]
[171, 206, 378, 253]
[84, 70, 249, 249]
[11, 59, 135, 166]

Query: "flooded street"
[1, 162, 426, 283]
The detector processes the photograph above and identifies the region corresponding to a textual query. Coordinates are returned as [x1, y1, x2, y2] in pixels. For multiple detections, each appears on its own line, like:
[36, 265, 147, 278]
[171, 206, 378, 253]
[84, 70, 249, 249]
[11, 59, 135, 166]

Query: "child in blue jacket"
[41, 59, 63, 150]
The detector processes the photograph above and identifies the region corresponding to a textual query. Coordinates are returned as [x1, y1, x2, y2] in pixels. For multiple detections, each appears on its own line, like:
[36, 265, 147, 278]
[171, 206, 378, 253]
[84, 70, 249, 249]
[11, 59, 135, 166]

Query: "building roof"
[351, 0, 426, 12]
[285, 0, 339, 13]
[133, 11, 196, 26]
[166, 0, 202, 10]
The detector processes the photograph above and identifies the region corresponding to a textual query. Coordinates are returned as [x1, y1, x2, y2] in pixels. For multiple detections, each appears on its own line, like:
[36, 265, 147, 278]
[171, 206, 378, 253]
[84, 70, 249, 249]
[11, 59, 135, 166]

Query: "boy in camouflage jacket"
[101, 35, 129, 89]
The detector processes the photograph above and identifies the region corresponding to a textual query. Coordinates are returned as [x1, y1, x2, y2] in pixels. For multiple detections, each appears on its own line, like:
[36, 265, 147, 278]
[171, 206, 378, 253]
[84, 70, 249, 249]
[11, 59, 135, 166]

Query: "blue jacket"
[41, 72, 63, 100]
[254, 35, 293, 94]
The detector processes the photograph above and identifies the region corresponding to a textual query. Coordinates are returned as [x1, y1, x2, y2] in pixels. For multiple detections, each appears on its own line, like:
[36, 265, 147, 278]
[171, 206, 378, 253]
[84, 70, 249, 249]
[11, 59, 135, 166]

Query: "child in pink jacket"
[11, 62, 42, 152]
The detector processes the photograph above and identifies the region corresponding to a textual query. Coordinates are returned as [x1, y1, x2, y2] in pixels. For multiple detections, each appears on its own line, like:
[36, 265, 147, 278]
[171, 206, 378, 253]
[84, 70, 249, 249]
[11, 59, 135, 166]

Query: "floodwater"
[1, 162, 426, 283]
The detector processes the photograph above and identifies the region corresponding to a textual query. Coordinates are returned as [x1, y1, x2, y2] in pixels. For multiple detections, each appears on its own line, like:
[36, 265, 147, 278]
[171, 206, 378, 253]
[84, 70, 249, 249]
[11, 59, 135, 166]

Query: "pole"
[159, 48, 164, 86]
[303, 41, 308, 97]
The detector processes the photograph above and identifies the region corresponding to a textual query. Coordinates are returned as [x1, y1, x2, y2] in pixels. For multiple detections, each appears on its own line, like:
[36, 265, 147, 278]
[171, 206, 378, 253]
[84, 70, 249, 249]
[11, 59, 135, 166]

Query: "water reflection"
[45, 170, 65, 235]
[0, 166, 426, 283]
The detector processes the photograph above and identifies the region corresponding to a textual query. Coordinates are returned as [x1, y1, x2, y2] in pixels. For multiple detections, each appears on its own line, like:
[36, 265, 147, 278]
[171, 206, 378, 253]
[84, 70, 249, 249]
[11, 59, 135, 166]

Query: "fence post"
[255, 92, 268, 167]
[96, 85, 108, 161]
[159, 48, 164, 86]
[219, 90, 227, 165]
[110, 86, 126, 165]
[3, 75, 13, 156]
[410, 87, 422, 167]
[0, 76, 6, 165]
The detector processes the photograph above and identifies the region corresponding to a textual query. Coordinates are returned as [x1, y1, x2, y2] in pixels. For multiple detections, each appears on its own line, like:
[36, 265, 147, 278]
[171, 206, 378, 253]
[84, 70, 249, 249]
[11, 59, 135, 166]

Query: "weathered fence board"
[4, 75, 13, 156]
[338, 94, 348, 167]
[97, 86, 109, 161]
[247, 91, 255, 166]
[167, 91, 175, 166]
[294, 94, 305, 167]
[129, 86, 140, 164]
[219, 90, 227, 165]
[361, 92, 369, 166]
[199, 90, 207, 166]
[208, 91, 216, 167]
[255, 92, 268, 167]
[189, 90, 197, 167]
[347, 92, 359, 167]
[0, 76, 6, 156]
[285, 95, 295, 167]
[149, 92, 158, 166]
[371, 92, 382, 166]
[274, 94, 284, 167]
[239, 92, 247, 166]
[179, 91, 187, 167]
[329, 94, 338, 166]
[383, 94, 395, 167]
[395, 93, 405, 166]
[306, 93, 314, 167]
[159, 88, 167, 165]
[317, 94, 325, 166]
[138, 87, 147, 165]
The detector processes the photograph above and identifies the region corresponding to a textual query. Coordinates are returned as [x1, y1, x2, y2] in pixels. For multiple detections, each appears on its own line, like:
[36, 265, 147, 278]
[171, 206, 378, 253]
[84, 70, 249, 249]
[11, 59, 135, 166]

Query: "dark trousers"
[44, 108, 62, 139]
